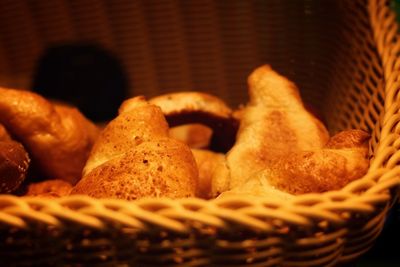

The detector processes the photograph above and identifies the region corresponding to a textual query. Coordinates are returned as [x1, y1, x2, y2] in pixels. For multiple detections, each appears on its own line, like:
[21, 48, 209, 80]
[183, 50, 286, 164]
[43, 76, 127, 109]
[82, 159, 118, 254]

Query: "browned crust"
[212, 65, 330, 195]
[0, 140, 30, 193]
[26, 179, 72, 198]
[73, 138, 198, 200]
[74, 97, 198, 200]
[212, 66, 368, 198]
[149, 92, 233, 118]
[325, 129, 370, 149]
[0, 87, 100, 184]
[268, 129, 370, 194]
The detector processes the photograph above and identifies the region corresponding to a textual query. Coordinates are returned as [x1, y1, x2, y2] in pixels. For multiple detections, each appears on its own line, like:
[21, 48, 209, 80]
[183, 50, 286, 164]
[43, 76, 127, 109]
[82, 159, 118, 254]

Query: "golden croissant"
[71, 96, 198, 200]
[0, 88, 100, 184]
[213, 65, 369, 198]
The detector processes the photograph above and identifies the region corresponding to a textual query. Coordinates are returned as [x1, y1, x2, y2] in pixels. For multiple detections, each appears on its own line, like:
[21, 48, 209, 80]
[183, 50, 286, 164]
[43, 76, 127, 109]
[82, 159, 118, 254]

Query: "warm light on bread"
[0, 136, 30, 193]
[72, 96, 198, 200]
[191, 148, 225, 199]
[0, 88, 100, 184]
[212, 65, 330, 196]
[0, 65, 370, 201]
[212, 65, 369, 198]
[169, 124, 213, 149]
[26, 179, 72, 198]
[149, 92, 239, 152]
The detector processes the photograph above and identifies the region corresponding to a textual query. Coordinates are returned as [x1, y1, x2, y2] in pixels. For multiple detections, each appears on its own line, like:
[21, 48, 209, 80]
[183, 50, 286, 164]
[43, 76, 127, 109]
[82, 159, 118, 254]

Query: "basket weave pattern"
[1, 0, 400, 266]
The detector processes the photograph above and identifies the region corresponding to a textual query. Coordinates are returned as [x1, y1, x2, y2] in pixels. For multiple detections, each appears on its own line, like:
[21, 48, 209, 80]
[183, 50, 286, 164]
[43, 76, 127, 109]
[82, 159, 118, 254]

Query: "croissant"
[221, 128, 370, 199]
[267, 129, 369, 194]
[0, 124, 30, 193]
[71, 96, 198, 200]
[212, 65, 330, 196]
[149, 92, 239, 152]
[0, 88, 100, 184]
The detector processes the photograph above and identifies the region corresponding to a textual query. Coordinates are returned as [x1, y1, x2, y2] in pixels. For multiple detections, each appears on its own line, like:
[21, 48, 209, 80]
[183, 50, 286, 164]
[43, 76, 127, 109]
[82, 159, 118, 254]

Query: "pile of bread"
[0, 65, 370, 201]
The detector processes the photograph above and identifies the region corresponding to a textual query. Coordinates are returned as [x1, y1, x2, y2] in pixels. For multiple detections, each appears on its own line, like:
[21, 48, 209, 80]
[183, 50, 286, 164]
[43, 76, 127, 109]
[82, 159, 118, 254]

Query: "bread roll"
[71, 96, 198, 200]
[267, 129, 370, 194]
[212, 65, 369, 198]
[212, 65, 330, 196]
[0, 88, 100, 184]
[149, 92, 239, 152]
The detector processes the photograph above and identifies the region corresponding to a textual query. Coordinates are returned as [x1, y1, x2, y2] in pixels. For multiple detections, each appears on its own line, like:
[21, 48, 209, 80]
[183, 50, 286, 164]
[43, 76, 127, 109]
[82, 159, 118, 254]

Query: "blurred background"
[0, 0, 341, 122]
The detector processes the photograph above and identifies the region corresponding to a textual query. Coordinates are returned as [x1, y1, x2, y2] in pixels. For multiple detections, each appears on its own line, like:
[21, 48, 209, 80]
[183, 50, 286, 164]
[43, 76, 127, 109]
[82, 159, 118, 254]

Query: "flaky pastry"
[212, 65, 330, 196]
[213, 65, 369, 198]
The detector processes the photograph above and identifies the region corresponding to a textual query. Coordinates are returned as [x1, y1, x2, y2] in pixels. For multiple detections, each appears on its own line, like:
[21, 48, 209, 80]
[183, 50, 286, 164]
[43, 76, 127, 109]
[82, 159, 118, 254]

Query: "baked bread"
[212, 65, 330, 196]
[0, 88, 100, 184]
[217, 172, 294, 201]
[212, 66, 370, 199]
[26, 179, 72, 198]
[71, 96, 198, 200]
[0, 124, 12, 141]
[149, 92, 239, 152]
[267, 129, 370, 194]
[191, 149, 225, 199]
[169, 124, 213, 149]
[222, 129, 369, 198]
[0, 125, 30, 193]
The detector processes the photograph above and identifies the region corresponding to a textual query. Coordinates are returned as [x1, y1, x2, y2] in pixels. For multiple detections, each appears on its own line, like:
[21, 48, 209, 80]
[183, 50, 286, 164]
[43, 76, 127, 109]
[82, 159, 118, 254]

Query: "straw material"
[1, 0, 400, 266]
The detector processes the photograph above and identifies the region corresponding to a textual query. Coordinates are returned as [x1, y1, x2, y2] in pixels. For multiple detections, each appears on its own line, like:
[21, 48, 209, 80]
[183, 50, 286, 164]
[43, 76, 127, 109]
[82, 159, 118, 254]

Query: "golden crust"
[26, 179, 72, 198]
[212, 65, 330, 196]
[149, 92, 233, 118]
[83, 96, 169, 176]
[73, 138, 198, 199]
[325, 129, 370, 149]
[212, 66, 369, 198]
[217, 173, 294, 201]
[0, 140, 30, 193]
[267, 130, 370, 194]
[73, 97, 198, 200]
[0, 88, 100, 184]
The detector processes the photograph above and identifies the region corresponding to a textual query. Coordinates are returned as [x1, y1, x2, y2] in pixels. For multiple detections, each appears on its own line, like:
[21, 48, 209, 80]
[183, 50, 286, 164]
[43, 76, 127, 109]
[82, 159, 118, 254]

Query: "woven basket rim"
[0, 0, 399, 235]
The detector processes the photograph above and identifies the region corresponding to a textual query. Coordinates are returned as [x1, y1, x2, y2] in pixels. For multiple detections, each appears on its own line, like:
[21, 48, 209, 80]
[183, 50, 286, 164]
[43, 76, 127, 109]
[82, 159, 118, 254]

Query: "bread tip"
[118, 95, 149, 114]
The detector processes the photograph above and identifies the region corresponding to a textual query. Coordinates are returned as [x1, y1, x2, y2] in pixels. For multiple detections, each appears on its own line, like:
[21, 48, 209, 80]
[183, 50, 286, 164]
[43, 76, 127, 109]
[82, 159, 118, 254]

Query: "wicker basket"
[1, 0, 400, 266]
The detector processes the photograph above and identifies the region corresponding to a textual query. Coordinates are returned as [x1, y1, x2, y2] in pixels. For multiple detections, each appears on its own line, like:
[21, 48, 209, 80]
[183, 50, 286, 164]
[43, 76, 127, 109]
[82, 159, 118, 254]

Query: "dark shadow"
[31, 43, 129, 122]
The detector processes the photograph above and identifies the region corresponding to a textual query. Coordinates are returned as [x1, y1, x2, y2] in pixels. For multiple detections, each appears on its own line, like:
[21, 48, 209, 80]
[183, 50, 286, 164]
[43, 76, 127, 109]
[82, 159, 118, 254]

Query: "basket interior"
[0, 0, 385, 137]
